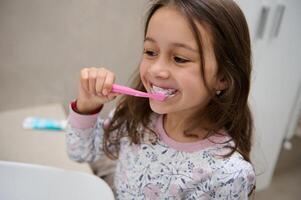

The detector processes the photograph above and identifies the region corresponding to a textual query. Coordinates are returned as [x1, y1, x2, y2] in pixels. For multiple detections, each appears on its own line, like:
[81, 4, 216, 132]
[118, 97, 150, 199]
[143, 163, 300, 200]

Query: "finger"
[88, 68, 98, 95]
[102, 71, 115, 96]
[95, 68, 107, 96]
[80, 68, 89, 92]
[105, 93, 118, 102]
[107, 93, 119, 99]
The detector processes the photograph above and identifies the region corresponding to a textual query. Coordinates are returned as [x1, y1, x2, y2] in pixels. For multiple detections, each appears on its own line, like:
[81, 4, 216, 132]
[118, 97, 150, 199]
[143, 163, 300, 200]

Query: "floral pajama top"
[66, 106, 255, 200]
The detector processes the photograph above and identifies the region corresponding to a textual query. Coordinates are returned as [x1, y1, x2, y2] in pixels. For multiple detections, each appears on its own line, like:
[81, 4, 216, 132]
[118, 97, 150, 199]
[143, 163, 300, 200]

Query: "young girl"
[66, 0, 256, 199]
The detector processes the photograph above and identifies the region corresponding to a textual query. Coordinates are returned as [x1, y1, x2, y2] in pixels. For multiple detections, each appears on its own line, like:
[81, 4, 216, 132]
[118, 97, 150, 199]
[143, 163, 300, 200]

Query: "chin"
[149, 100, 169, 114]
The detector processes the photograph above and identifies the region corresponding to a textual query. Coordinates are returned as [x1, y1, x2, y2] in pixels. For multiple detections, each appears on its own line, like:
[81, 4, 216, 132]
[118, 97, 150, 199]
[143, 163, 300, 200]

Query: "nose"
[148, 59, 170, 79]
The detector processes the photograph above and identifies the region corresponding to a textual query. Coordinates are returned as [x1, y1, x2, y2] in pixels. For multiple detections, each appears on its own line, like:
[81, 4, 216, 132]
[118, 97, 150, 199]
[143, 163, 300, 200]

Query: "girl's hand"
[76, 67, 119, 114]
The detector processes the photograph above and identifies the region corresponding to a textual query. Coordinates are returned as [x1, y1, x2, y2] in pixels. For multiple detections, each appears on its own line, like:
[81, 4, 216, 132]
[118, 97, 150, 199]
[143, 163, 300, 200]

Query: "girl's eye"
[144, 50, 158, 57]
[173, 56, 190, 64]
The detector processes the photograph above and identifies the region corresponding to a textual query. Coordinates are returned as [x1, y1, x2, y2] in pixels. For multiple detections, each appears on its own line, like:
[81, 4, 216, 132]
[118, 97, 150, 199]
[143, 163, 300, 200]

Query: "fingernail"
[102, 89, 107, 95]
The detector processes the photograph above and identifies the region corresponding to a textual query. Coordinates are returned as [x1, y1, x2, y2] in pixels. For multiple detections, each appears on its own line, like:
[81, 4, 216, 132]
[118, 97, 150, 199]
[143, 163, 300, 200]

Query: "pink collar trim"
[155, 115, 231, 153]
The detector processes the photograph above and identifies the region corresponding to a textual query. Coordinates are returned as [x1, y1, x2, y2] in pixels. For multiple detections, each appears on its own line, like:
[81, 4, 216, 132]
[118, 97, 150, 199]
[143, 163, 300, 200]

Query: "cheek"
[181, 68, 203, 90]
[181, 69, 210, 100]
[139, 61, 148, 81]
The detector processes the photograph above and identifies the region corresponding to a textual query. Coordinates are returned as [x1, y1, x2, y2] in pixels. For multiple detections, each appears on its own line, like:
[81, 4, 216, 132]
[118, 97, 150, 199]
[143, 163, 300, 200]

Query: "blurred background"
[0, 0, 146, 114]
[0, 0, 300, 199]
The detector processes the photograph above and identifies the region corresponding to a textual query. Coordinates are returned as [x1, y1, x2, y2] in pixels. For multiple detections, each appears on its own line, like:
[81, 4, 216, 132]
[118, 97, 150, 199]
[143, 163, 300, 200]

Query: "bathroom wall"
[0, 0, 148, 115]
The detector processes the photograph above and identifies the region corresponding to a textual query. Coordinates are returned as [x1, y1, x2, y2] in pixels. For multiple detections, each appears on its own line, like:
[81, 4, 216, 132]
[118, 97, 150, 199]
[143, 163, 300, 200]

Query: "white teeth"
[151, 85, 177, 96]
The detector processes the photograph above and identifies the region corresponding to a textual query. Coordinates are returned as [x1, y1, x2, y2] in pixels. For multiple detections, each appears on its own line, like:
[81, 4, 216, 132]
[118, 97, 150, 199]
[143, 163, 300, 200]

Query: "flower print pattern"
[66, 111, 256, 200]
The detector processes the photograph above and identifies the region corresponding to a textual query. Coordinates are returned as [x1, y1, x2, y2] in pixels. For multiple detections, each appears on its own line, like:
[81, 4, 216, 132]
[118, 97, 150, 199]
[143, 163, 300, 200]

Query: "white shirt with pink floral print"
[66, 106, 255, 200]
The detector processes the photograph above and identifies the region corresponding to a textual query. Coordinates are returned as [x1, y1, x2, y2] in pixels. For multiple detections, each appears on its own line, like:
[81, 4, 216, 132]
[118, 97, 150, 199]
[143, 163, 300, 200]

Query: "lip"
[149, 81, 179, 91]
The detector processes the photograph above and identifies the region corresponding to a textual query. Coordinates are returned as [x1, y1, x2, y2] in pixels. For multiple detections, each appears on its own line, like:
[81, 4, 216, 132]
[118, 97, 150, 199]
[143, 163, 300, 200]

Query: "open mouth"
[150, 84, 179, 98]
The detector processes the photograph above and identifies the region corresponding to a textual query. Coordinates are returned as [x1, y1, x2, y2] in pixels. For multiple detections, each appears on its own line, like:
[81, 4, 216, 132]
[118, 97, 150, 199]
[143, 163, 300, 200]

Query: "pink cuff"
[68, 104, 99, 129]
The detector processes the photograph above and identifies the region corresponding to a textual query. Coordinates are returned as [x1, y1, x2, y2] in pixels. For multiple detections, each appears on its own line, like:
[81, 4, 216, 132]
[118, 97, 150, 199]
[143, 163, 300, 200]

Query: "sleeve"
[65, 103, 115, 163]
[211, 158, 256, 200]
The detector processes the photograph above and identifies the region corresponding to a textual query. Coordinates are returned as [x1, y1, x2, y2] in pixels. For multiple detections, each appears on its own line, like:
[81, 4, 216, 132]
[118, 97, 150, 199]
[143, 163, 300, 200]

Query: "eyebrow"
[144, 37, 198, 53]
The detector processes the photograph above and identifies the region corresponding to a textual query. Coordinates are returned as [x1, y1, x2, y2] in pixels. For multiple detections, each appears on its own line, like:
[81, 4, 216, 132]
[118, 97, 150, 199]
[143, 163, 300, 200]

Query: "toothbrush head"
[150, 93, 167, 101]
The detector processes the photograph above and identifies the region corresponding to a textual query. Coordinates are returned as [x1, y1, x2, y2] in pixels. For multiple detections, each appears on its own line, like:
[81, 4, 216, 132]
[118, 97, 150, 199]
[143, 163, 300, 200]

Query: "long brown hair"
[104, 0, 253, 164]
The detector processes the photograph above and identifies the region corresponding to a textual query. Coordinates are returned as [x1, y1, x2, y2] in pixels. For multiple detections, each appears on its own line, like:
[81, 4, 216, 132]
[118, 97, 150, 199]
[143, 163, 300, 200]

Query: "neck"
[164, 113, 186, 132]
[163, 113, 208, 142]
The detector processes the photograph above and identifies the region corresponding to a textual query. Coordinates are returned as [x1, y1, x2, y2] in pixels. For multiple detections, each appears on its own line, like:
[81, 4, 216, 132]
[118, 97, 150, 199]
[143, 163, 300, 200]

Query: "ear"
[214, 76, 228, 91]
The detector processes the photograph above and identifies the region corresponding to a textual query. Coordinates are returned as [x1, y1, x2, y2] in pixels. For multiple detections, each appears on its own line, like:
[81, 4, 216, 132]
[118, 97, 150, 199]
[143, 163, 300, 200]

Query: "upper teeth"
[151, 85, 177, 95]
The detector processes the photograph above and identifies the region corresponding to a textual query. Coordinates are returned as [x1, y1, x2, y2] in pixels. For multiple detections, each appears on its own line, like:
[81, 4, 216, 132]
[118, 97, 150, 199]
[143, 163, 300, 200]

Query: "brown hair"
[104, 0, 253, 166]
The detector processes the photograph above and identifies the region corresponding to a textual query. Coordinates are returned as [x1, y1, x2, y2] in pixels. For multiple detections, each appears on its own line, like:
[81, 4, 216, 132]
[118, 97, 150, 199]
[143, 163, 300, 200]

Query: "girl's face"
[140, 6, 222, 117]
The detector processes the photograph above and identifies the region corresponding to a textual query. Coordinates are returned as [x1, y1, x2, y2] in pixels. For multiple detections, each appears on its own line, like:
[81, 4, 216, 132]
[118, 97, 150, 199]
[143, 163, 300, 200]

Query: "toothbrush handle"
[111, 84, 150, 98]
[111, 84, 166, 101]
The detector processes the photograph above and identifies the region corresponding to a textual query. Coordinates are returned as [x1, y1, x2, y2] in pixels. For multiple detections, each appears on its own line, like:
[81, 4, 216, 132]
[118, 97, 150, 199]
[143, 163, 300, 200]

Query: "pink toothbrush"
[111, 84, 167, 101]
